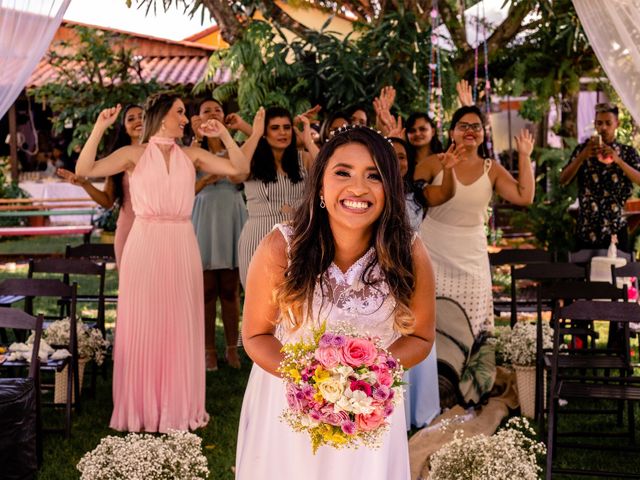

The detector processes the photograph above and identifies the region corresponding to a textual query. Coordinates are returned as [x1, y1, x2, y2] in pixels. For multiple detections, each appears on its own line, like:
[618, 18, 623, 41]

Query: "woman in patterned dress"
[237, 106, 318, 288]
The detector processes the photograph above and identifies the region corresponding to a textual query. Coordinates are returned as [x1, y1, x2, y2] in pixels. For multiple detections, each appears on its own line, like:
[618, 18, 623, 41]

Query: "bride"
[236, 126, 436, 479]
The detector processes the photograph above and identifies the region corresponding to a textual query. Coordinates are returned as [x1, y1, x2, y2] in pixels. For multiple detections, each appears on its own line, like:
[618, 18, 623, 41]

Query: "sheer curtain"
[573, 0, 640, 124]
[0, 0, 70, 121]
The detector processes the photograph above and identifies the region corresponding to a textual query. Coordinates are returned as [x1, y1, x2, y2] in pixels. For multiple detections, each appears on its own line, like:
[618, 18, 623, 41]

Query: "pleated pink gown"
[110, 136, 209, 432]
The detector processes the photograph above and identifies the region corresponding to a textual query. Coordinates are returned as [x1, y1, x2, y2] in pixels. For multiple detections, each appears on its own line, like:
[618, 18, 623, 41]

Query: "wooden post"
[8, 102, 19, 182]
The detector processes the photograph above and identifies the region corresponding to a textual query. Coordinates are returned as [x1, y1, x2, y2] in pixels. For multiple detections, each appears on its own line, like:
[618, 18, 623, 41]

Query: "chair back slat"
[559, 300, 640, 322]
[29, 258, 104, 276]
[539, 280, 627, 302]
[0, 307, 44, 378]
[512, 262, 586, 280]
[65, 243, 115, 262]
[489, 248, 551, 266]
[0, 278, 75, 298]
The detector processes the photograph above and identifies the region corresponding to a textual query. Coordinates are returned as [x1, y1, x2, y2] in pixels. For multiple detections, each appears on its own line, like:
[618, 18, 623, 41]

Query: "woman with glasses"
[418, 105, 534, 337]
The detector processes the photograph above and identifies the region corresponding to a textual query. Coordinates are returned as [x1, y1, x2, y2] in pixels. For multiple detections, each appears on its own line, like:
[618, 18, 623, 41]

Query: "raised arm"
[493, 128, 535, 206]
[240, 107, 265, 164]
[57, 168, 116, 209]
[242, 229, 289, 376]
[187, 119, 250, 178]
[225, 112, 253, 137]
[421, 145, 462, 207]
[388, 239, 435, 369]
[295, 114, 319, 167]
[559, 140, 595, 186]
[76, 105, 137, 178]
[605, 145, 640, 185]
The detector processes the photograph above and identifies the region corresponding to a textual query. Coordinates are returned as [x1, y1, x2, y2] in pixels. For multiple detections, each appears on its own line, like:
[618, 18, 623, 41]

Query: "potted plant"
[35, 317, 109, 403]
[77, 430, 210, 479]
[0, 156, 30, 227]
[429, 417, 546, 480]
[94, 206, 119, 243]
[500, 321, 553, 417]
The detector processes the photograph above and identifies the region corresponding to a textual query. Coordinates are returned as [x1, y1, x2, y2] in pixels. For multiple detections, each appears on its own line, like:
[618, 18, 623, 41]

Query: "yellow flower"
[313, 391, 324, 403]
[289, 368, 301, 383]
[312, 366, 330, 384]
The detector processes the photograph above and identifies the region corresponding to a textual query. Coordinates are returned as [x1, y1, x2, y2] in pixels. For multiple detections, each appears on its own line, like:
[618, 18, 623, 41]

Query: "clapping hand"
[191, 115, 203, 141]
[224, 113, 246, 131]
[251, 107, 266, 138]
[295, 115, 313, 144]
[379, 86, 396, 109]
[438, 143, 464, 169]
[95, 105, 121, 131]
[56, 168, 87, 186]
[456, 80, 473, 107]
[198, 119, 228, 139]
[514, 128, 534, 158]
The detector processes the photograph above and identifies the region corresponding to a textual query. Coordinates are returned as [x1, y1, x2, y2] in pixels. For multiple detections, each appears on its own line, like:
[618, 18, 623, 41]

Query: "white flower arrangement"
[77, 430, 209, 480]
[430, 417, 546, 480]
[34, 317, 109, 366]
[499, 321, 553, 367]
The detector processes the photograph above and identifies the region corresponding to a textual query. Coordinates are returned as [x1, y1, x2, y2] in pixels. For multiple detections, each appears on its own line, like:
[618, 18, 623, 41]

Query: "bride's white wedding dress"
[235, 224, 411, 480]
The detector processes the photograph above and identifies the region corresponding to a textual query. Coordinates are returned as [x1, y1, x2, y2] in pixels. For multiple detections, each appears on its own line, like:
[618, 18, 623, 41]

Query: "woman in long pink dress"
[76, 93, 250, 432]
[57, 104, 143, 268]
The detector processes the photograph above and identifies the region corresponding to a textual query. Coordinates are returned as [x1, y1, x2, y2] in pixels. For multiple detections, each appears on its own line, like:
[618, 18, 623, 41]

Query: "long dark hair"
[319, 111, 349, 144]
[448, 105, 490, 158]
[389, 136, 427, 210]
[108, 104, 142, 203]
[275, 126, 416, 334]
[405, 112, 443, 155]
[250, 107, 302, 183]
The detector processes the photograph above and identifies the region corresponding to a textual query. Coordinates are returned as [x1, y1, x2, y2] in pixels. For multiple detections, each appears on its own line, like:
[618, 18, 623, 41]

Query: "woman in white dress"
[236, 126, 436, 480]
[416, 105, 535, 336]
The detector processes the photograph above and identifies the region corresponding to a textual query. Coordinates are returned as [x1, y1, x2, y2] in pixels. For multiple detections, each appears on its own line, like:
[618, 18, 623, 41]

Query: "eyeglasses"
[455, 122, 483, 132]
[595, 102, 618, 114]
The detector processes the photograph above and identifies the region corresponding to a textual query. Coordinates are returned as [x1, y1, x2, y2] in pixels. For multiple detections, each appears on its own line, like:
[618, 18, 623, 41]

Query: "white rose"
[317, 376, 345, 403]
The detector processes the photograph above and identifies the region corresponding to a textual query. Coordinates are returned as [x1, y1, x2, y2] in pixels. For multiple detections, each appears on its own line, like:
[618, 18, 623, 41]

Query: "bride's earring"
[319, 195, 325, 209]
[161, 120, 166, 132]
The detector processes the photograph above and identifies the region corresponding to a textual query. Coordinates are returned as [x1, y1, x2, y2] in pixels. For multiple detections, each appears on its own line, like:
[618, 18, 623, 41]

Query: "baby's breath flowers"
[499, 321, 553, 367]
[279, 322, 404, 453]
[30, 317, 109, 365]
[77, 430, 209, 480]
[430, 417, 546, 480]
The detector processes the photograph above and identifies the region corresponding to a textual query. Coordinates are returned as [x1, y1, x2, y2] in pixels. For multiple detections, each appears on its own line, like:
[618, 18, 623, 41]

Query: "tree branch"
[201, 0, 245, 44]
[439, 0, 468, 54]
[453, 0, 532, 77]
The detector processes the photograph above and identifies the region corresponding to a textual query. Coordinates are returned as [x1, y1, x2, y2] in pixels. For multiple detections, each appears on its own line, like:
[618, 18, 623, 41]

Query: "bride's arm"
[242, 230, 289, 376]
[387, 239, 435, 369]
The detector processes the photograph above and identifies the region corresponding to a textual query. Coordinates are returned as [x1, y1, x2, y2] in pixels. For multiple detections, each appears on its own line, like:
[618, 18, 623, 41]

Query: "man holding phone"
[560, 103, 640, 250]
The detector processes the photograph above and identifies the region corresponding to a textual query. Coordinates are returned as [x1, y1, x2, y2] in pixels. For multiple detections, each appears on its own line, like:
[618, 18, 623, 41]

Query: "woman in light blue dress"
[191, 99, 248, 370]
[390, 136, 441, 428]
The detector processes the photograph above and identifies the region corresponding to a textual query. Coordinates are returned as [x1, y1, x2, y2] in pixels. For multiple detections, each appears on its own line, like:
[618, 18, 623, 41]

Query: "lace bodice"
[274, 224, 400, 348]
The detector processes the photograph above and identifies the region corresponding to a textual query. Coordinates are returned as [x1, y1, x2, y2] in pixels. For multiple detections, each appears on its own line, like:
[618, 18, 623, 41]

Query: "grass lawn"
[2, 236, 640, 478]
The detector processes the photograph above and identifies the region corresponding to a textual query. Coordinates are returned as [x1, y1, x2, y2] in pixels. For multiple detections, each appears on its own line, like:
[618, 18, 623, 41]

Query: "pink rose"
[356, 408, 386, 432]
[350, 380, 373, 397]
[341, 337, 378, 367]
[376, 368, 393, 388]
[315, 346, 342, 369]
[321, 407, 350, 426]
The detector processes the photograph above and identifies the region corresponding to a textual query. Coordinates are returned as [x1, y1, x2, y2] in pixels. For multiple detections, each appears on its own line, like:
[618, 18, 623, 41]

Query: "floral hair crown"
[327, 123, 392, 144]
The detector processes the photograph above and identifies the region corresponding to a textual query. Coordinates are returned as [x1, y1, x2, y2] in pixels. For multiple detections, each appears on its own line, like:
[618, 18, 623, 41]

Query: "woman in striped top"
[237, 106, 317, 288]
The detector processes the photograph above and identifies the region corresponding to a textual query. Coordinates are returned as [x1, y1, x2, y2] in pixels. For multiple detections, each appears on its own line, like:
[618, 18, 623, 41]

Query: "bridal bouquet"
[278, 324, 404, 453]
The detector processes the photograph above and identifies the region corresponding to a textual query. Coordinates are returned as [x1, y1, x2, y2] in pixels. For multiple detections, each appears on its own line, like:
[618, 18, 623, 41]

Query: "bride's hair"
[275, 126, 416, 334]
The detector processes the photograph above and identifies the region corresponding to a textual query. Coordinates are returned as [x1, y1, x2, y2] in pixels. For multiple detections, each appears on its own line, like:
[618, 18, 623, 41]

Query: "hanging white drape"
[0, 0, 70, 121]
[572, 0, 640, 124]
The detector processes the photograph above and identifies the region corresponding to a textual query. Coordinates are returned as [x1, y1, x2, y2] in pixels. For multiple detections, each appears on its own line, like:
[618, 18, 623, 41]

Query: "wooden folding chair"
[535, 280, 628, 431]
[0, 279, 80, 438]
[546, 301, 640, 479]
[488, 248, 552, 325]
[0, 307, 44, 468]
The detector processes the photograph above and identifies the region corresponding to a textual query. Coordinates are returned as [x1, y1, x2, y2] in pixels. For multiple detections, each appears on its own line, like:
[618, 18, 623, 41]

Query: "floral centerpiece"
[429, 417, 546, 480]
[278, 323, 404, 453]
[77, 430, 209, 480]
[498, 321, 554, 417]
[40, 317, 109, 366]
